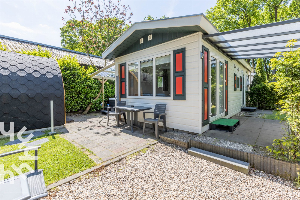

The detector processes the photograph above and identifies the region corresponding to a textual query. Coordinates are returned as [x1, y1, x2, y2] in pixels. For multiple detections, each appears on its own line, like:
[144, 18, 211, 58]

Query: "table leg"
[131, 111, 134, 133]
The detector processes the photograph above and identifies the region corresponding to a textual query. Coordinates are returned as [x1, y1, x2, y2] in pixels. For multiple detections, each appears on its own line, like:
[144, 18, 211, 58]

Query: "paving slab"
[203, 110, 286, 147]
[60, 113, 157, 164]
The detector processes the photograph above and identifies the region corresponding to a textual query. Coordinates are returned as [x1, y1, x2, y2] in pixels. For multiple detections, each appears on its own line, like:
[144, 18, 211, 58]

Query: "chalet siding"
[115, 33, 201, 134]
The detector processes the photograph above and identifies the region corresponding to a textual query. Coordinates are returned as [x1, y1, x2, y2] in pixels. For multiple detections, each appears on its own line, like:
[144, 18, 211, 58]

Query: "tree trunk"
[82, 80, 102, 115]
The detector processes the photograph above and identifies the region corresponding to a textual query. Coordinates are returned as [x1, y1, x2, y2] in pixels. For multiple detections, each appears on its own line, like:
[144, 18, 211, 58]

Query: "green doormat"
[210, 118, 240, 132]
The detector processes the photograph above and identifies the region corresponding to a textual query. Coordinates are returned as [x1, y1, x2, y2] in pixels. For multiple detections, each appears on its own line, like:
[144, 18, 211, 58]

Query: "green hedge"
[57, 56, 115, 113]
[246, 75, 278, 110]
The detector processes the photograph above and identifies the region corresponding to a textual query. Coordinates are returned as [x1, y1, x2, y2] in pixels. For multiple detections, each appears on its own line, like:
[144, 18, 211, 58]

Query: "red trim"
[121, 65, 125, 79]
[240, 78, 242, 90]
[175, 53, 183, 72]
[204, 51, 208, 83]
[176, 77, 183, 95]
[204, 88, 208, 120]
[121, 82, 125, 95]
[235, 76, 236, 89]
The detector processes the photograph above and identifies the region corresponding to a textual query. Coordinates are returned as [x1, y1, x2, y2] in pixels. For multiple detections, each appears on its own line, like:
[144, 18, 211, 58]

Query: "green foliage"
[0, 134, 96, 185]
[0, 42, 8, 51]
[261, 110, 286, 121]
[57, 56, 115, 113]
[246, 75, 278, 109]
[266, 39, 300, 163]
[18, 46, 52, 58]
[61, 18, 129, 57]
[144, 15, 168, 21]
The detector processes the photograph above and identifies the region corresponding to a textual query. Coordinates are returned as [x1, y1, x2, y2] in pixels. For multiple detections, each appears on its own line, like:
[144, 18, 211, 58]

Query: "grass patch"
[261, 110, 286, 121]
[127, 147, 149, 160]
[0, 134, 96, 186]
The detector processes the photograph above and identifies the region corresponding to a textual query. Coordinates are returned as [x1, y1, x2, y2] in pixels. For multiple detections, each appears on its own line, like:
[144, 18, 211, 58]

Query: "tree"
[62, 0, 133, 113]
[267, 39, 300, 162]
[62, 0, 132, 58]
[206, 0, 262, 32]
[61, 18, 129, 57]
[143, 15, 168, 21]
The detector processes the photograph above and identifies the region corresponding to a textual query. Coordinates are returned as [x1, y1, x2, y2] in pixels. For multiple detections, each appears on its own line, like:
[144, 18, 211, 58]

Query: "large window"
[219, 61, 225, 114]
[140, 59, 153, 96]
[155, 55, 171, 97]
[211, 57, 217, 117]
[128, 62, 139, 96]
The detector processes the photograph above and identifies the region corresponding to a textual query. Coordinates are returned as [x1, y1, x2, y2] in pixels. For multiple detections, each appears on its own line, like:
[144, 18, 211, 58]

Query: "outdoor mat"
[4, 131, 47, 146]
[210, 118, 240, 132]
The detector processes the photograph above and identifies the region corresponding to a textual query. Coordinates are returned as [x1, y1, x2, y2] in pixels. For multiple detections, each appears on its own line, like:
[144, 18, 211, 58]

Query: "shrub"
[266, 39, 300, 163]
[57, 56, 115, 113]
[246, 75, 278, 109]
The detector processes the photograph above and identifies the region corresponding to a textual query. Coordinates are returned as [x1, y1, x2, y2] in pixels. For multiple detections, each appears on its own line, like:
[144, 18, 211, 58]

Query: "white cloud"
[0, 22, 34, 33]
[166, 0, 179, 17]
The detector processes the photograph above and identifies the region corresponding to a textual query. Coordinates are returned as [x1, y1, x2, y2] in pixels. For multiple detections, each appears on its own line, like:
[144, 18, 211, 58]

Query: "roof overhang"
[203, 18, 300, 60]
[102, 14, 219, 60]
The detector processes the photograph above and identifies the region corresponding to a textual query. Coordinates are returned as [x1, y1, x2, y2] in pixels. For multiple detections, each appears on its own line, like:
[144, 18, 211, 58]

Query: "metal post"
[35, 149, 38, 171]
[49, 100, 56, 135]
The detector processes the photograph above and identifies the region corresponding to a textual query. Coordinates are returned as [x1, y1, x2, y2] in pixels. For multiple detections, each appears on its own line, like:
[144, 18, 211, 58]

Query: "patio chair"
[143, 104, 167, 138]
[0, 146, 48, 200]
[107, 101, 127, 126]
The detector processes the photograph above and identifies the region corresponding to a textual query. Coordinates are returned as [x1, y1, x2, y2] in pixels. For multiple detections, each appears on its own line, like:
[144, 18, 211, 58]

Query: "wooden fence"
[190, 139, 300, 181]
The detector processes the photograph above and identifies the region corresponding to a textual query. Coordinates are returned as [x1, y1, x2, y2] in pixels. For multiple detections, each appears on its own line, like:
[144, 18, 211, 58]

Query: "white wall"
[115, 33, 201, 133]
[115, 32, 251, 134]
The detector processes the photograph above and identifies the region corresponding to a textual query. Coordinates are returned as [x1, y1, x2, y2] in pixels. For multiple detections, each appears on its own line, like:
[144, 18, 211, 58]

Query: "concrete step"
[188, 147, 249, 174]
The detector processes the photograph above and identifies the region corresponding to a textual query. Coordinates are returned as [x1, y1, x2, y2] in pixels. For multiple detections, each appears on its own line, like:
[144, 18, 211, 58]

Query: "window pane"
[128, 62, 139, 96]
[140, 59, 153, 96]
[155, 55, 171, 97]
[211, 57, 217, 117]
[219, 61, 225, 114]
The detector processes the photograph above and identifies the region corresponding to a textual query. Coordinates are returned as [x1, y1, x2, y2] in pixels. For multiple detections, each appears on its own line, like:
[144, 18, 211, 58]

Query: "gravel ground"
[161, 131, 254, 153]
[44, 142, 299, 200]
[193, 134, 254, 153]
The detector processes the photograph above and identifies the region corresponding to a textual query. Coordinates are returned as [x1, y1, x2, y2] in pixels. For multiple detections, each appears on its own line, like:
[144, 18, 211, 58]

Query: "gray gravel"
[161, 131, 254, 153]
[44, 143, 299, 199]
[193, 134, 254, 153]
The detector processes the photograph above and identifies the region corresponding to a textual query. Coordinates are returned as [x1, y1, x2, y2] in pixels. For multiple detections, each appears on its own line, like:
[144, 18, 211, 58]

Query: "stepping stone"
[4, 131, 46, 146]
[25, 138, 49, 147]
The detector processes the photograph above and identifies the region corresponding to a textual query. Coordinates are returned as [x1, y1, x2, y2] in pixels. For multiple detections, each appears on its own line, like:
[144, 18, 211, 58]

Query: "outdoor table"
[114, 105, 152, 132]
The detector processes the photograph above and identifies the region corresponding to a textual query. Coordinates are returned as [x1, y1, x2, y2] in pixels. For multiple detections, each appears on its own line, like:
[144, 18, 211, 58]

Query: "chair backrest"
[109, 98, 115, 107]
[154, 104, 166, 119]
[117, 101, 126, 106]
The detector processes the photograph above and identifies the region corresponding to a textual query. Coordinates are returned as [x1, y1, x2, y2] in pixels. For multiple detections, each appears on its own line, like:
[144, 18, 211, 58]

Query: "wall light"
[200, 52, 204, 59]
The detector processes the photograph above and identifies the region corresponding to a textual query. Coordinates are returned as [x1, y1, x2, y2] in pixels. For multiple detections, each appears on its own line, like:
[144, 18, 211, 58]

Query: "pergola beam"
[203, 18, 300, 38]
[224, 45, 300, 54]
[211, 30, 300, 44]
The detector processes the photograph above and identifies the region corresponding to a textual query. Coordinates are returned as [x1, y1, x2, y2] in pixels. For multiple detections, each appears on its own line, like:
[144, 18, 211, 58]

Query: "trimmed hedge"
[57, 56, 115, 113]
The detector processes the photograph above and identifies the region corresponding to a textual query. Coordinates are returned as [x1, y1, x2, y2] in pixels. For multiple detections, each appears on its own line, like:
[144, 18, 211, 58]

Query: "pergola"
[203, 18, 300, 60]
[90, 62, 116, 107]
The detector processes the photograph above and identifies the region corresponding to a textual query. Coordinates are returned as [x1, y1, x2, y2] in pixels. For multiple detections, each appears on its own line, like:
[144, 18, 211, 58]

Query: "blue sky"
[0, 0, 217, 47]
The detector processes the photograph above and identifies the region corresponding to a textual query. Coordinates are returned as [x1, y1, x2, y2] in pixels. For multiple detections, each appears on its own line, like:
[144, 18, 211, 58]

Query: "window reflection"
[156, 55, 171, 97]
[140, 59, 153, 96]
[128, 62, 139, 96]
[211, 57, 217, 117]
[219, 61, 225, 114]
